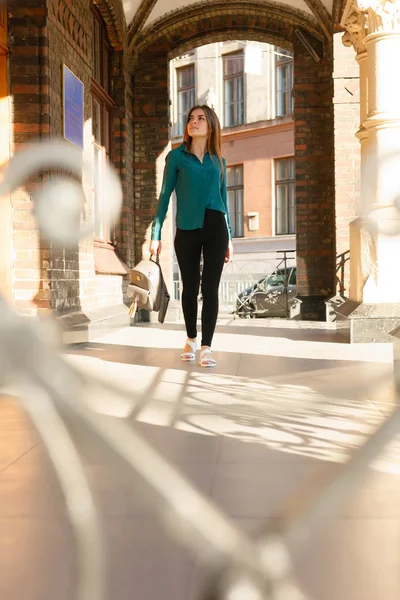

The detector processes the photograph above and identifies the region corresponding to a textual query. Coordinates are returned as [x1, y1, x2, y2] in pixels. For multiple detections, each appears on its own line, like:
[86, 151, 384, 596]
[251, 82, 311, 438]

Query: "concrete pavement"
[0, 318, 399, 600]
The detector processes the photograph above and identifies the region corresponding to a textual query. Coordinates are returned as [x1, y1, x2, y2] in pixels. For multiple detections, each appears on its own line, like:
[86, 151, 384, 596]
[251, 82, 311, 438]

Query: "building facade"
[170, 41, 295, 242]
[2, 0, 396, 341]
[0, 0, 134, 333]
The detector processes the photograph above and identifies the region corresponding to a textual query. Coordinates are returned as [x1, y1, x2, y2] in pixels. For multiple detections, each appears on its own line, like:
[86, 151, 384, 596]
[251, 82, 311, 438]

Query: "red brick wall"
[0, 7, 13, 302]
[7, 0, 133, 315]
[333, 31, 360, 296]
[8, 0, 50, 314]
[46, 0, 90, 314]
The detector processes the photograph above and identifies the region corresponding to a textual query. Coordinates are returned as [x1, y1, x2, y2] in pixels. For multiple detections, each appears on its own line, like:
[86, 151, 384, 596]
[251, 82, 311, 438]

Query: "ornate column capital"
[341, 0, 400, 48]
[341, 1, 368, 53]
[358, 0, 400, 33]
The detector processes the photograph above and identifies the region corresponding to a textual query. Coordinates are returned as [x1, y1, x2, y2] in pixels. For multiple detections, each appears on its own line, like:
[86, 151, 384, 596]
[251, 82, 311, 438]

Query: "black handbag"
[127, 255, 170, 323]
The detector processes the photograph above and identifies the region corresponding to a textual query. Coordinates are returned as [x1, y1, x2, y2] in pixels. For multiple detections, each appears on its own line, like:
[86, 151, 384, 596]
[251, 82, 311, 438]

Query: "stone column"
[355, 51, 369, 210]
[363, 19, 400, 302]
[340, 0, 400, 341]
[342, 5, 368, 303]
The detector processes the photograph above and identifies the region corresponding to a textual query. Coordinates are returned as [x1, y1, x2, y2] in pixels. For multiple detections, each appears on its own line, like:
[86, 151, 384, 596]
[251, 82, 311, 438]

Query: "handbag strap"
[150, 254, 160, 265]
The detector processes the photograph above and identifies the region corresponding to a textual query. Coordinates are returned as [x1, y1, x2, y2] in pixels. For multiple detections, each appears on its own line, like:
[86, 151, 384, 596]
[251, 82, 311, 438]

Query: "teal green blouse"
[151, 143, 232, 241]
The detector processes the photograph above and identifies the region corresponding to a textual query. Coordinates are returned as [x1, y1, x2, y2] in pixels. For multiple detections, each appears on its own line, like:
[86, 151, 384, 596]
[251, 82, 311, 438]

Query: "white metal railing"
[173, 250, 296, 316]
[0, 141, 399, 600]
[174, 278, 260, 303]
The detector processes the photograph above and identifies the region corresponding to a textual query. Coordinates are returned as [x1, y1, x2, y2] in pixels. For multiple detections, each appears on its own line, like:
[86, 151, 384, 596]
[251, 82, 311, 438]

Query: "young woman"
[149, 105, 234, 367]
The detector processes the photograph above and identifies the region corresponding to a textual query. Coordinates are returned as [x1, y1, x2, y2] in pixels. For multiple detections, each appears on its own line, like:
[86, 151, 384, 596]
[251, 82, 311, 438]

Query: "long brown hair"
[184, 105, 224, 175]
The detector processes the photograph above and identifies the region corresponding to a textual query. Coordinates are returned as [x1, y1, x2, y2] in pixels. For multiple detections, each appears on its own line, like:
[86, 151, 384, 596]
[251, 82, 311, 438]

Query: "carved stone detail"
[358, 0, 400, 33]
[341, 2, 368, 53]
[342, 0, 400, 51]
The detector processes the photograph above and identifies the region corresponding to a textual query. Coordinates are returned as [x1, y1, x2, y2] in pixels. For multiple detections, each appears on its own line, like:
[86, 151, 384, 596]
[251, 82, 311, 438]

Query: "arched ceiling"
[123, 0, 343, 57]
[146, 0, 316, 24]
[123, 0, 335, 25]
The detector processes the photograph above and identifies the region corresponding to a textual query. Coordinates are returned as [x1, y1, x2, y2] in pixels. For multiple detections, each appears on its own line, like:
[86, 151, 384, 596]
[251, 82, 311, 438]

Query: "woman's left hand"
[225, 240, 234, 263]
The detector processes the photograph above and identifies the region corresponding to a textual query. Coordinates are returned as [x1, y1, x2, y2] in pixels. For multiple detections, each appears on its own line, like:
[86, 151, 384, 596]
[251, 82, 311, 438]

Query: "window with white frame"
[92, 4, 114, 242]
[276, 48, 293, 117]
[275, 158, 295, 235]
[227, 165, 244, 238]
[223, 52, 245, 127]
[177, 64, 195, 135]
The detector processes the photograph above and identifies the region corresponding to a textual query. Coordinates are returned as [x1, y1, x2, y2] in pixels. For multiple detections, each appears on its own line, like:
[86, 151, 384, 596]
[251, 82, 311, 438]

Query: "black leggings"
[174, 209, 229, 347]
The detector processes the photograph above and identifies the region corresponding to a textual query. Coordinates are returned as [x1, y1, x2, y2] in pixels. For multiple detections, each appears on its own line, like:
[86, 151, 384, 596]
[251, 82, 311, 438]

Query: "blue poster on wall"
[63, 65, 84, 149]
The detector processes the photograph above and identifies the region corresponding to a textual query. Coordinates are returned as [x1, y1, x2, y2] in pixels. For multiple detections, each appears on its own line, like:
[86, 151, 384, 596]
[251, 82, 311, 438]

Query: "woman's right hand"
[149, 240, 162, 256]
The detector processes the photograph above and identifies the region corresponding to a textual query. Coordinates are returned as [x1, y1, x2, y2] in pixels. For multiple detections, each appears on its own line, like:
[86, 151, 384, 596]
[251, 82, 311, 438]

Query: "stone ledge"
[325, 294, 348, 323]
[93, 245, 129, 275]
[335, 300, 400, 343]
[59, 303, 131, 345]
[390, 324, 400, 390]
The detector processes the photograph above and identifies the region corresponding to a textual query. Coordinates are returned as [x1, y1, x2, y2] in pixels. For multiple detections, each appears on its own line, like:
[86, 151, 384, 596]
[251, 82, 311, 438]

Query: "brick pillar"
[293, 37, 336, 320]
[0, 4, 12, 302]
[8, 1, 51, 315]
[132, 53, 174, 293]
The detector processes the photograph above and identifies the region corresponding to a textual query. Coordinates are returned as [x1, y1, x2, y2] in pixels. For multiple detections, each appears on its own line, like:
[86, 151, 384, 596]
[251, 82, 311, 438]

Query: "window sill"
[93, 244, 129, 276]
[94, 237, 114, 249]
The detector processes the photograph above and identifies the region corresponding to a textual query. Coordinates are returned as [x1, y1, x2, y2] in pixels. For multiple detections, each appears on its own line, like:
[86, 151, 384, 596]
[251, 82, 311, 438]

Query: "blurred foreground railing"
[0, 141, 399, 600]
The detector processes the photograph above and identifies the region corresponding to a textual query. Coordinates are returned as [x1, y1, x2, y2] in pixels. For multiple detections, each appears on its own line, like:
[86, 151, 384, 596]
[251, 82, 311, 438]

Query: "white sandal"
[199, 348, 216, 368]
[181, 339, 197, 362]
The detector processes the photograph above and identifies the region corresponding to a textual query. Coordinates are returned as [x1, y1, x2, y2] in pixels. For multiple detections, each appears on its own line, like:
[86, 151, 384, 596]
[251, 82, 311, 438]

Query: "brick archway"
[93, 0, 126, 50]
[131, 1, 335, 320]
[130, 1, 325, 58]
